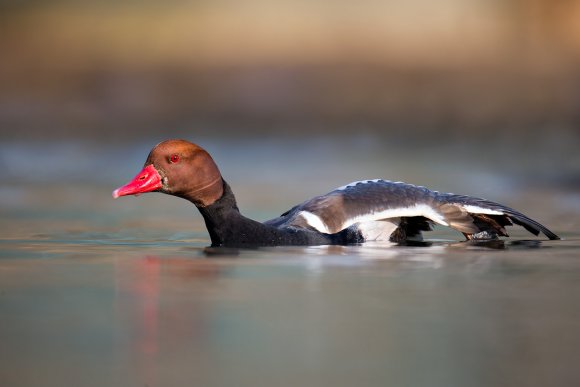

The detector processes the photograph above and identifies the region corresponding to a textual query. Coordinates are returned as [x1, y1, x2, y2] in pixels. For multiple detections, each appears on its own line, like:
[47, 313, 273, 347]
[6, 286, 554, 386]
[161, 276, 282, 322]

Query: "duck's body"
[113, 139, 559, 247]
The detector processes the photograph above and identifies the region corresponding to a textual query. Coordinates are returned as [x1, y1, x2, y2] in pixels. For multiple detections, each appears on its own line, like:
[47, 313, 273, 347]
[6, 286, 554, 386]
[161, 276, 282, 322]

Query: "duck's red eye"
[170, 154, 180, 163]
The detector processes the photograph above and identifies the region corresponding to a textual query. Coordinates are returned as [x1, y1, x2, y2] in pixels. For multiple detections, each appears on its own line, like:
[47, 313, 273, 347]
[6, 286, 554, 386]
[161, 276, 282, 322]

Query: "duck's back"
[264, 179, 559, 242]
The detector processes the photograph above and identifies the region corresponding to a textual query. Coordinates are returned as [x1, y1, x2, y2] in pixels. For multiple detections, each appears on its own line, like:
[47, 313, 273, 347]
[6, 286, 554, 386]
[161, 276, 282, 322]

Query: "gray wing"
[437, 193, 560, 240]
[264, 179, 559, 240]
[264, 179, 444, 234]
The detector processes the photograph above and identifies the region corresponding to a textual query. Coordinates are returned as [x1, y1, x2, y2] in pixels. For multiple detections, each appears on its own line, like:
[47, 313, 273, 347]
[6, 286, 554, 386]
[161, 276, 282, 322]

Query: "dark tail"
[499, 207, 560, 240]
[438, 194, 560, 240]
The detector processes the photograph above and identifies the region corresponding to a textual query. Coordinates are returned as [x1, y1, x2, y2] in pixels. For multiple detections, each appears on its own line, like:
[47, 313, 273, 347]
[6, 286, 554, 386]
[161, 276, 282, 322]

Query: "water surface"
[1, 138, 579, 387]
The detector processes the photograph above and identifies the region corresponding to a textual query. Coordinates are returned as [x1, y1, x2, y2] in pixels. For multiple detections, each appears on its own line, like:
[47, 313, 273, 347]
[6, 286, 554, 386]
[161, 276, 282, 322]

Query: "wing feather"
[265, 180, 444, 234]
[264, 179, 559, 240]
[437, 193, 560, 240]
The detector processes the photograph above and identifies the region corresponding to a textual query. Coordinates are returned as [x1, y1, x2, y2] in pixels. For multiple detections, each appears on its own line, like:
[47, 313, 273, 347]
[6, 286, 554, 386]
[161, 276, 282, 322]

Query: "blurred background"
[3, 4, 580, 387]
[1, 0, 579, 229]
[1, 0, 580, 139]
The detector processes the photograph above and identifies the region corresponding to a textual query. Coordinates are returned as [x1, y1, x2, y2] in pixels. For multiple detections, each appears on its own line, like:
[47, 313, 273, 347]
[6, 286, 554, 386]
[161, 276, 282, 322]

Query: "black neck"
[195, 180, 242, 246]
[195, 180, 332, 247]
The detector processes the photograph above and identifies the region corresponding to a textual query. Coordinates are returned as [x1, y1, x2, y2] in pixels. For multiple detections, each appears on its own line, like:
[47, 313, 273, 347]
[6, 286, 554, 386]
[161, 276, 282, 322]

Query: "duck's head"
[112, 139, 223, 207]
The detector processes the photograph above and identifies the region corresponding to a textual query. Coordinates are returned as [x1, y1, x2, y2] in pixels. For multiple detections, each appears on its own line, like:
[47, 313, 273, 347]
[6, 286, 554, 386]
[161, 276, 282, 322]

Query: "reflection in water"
[207, 242, 533, 256]
[507, 239, 543, 249]
[198, 237, 548, 261]
[115, 257, 160, 386]
[1, 235, 579, 386]
[463, 239, 507, 250]
[113, 256, 227, 387]
[203, 246, 242, 257]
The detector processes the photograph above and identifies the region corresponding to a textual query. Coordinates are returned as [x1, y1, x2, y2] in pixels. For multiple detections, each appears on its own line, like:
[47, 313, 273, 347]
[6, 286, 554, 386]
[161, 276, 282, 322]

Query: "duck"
[112, 139, 560, 247]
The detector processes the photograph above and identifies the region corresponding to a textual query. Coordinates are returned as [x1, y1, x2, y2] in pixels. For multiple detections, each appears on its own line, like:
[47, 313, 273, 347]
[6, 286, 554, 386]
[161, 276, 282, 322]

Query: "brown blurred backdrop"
[0, 0, 579, 143]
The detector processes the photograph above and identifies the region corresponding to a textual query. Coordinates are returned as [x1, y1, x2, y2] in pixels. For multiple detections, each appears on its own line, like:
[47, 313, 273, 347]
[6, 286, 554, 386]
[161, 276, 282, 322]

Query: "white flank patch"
[356, 221, 399, 241]
[342, 204, 449, 230]
[461, 205, 504, 215]
[299, 204, 449, 234]
[298, 211, 331, 234]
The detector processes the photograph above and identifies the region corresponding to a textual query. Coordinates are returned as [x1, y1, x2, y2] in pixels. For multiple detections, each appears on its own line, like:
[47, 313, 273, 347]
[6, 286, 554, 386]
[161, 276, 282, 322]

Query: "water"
[1, 138, 580, 387]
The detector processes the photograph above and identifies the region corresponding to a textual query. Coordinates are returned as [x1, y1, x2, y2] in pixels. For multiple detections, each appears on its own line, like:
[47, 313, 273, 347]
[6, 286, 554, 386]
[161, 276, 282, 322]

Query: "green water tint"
[2, 231, 580, 387]
[1, 138, 579, 387]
